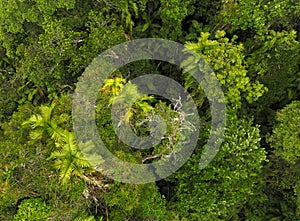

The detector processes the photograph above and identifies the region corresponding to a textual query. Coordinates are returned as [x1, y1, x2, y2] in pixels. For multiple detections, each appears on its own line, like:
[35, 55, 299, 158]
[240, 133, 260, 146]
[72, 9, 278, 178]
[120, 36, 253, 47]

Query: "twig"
[142, 153, 162, 163]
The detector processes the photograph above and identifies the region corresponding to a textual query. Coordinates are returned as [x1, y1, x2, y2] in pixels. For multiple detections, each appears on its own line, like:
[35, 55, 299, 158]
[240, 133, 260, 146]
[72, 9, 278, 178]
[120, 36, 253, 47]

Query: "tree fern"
[48, 131, 93, 184]
[23, 103, 97, 184]
[22, 103, 65, 142]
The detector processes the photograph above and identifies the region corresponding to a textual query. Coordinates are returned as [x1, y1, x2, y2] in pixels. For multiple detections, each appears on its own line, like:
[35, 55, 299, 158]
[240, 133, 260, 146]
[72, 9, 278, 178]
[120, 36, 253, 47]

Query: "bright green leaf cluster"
[269, 101, 300, 164]
[184, 31, 267, 107]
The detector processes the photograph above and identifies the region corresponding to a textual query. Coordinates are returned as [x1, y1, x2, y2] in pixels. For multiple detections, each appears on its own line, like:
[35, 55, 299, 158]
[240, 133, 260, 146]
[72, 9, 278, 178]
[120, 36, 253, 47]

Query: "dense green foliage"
[13, 198, 51, 221]
[0, 0, 299, 220]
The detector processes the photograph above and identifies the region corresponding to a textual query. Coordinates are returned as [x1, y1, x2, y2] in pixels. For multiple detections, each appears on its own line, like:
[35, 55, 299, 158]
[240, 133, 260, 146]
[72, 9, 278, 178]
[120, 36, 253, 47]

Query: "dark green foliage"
[241, 101, 300, 220]
[246, 30, 300, 134]
[0, 0, 126, 109]
[218, 0, 300, 36]
[103, 183, 166, 220]
[0, 0, 299, 220]
[169, 111, 266, 220]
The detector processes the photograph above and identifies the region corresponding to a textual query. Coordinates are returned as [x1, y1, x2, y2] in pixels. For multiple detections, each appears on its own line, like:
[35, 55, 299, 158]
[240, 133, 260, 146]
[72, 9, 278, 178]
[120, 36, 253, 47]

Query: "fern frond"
[48, 131, 94, 184]
[39, 103, 55, 123]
